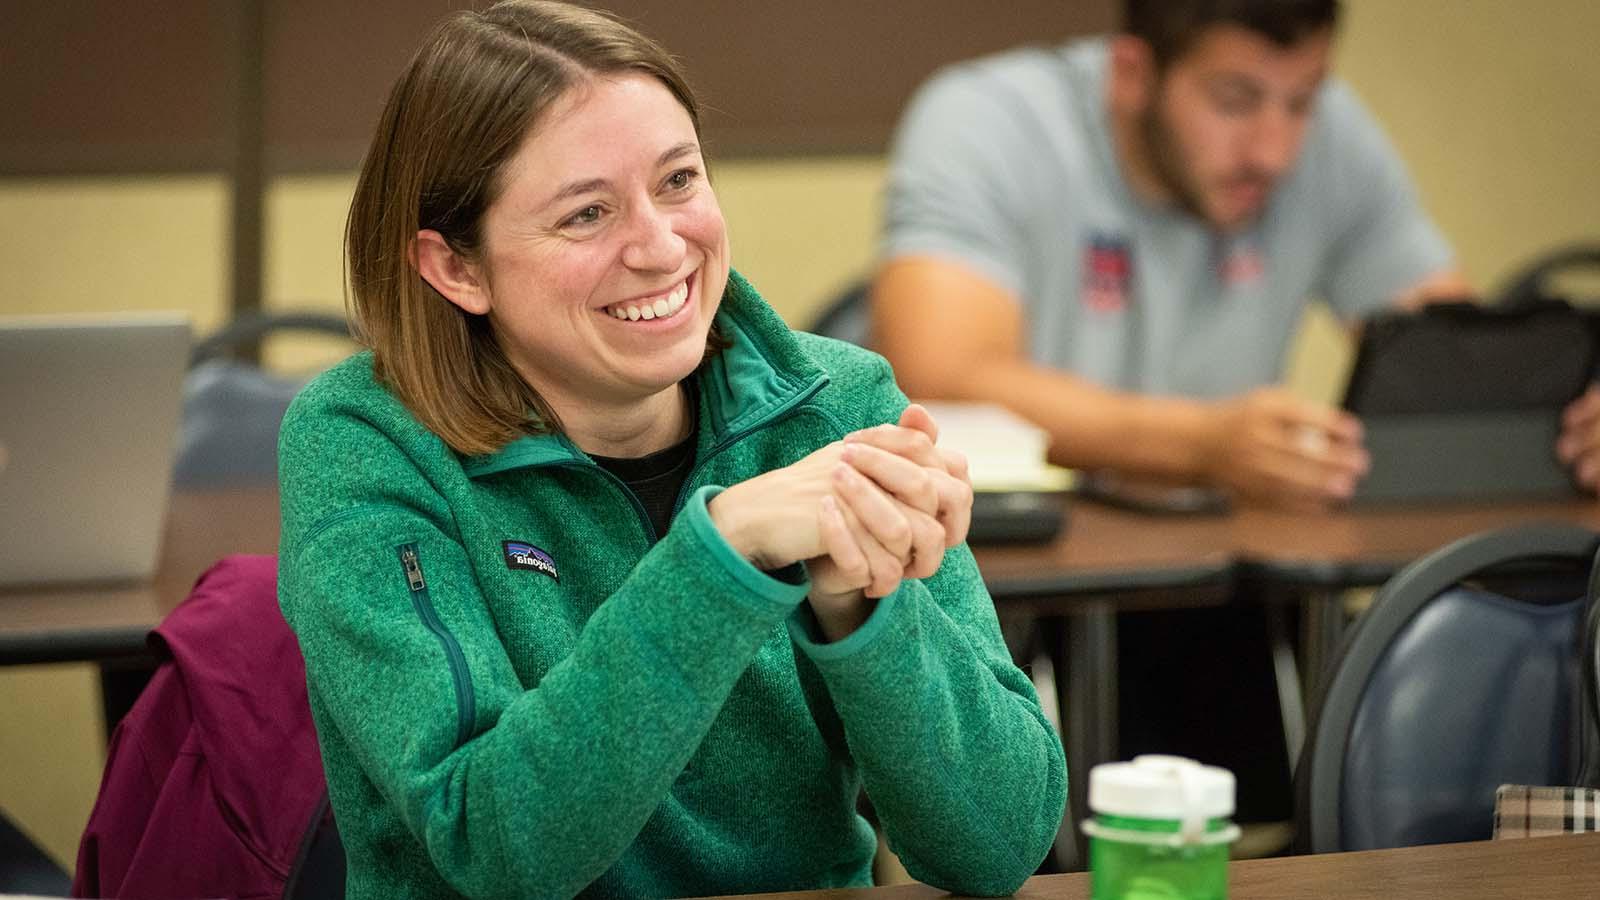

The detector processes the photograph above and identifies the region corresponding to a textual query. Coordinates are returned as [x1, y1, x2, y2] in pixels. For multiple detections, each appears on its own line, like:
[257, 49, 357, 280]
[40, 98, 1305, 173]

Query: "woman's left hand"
[805, 405, 974, 640]
[843, 404, 973, 547]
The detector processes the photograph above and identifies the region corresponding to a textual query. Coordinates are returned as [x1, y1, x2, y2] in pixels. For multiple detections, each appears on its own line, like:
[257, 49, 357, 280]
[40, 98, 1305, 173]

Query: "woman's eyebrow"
[658, 141, 699, 166]
[543, 177, 608, 210]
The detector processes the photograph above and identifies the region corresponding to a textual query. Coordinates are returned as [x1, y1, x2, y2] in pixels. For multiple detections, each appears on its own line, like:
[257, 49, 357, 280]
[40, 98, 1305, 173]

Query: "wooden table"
[691, 832, 1600, 899]
[0, 487, 281, 665]
[978, 497, 1600, 597]
[10, 487, 1596, 664]
[978, 497, 1600, 718]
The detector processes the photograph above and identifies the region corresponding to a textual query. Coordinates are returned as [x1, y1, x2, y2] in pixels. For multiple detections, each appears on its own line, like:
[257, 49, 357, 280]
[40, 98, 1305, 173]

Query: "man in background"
[875, 0, 1473, 510]
[873, 0, 1468, 829]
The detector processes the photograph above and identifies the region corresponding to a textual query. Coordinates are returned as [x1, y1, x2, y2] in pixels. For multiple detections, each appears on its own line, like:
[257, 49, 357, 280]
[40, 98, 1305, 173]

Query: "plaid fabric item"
[1494, 785, 1600, 838]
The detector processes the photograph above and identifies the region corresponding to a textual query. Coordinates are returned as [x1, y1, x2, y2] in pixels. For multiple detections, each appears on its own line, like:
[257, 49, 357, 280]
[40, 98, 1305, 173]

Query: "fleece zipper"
[398, 543, 477, 746]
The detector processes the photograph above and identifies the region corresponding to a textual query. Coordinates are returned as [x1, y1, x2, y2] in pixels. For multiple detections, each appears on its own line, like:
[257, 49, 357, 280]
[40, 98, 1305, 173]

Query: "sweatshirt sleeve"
[787, 346, 1068, 896]
[280, 435, 808, 900]
[788, 549, 1066, 896]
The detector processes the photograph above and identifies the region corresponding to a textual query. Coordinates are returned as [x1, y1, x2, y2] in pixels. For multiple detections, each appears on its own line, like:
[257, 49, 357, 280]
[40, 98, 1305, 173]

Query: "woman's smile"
[601, 273, 694, 323]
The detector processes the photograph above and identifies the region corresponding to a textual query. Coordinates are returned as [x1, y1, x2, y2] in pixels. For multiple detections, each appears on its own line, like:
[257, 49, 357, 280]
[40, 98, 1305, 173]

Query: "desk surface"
[5, 487, 1600, 663]
[693, 833, 1600, 899]
[979, 497, 1600, 599]
[0, 488, 280, 664]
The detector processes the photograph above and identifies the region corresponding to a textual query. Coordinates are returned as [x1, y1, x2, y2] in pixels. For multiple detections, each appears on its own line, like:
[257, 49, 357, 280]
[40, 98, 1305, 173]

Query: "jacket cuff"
[678, 484, 811, 611]
[787, 581, 905, 663]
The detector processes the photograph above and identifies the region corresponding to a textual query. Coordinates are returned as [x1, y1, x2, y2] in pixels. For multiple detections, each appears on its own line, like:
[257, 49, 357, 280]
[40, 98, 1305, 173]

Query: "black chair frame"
[1296, 522, 1600, 854]
[1580, 551, 1600, 788]
[188, 310, 353, 368]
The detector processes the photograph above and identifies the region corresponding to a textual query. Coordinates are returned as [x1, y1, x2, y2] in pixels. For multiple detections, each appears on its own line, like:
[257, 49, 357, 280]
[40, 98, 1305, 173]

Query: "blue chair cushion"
[173, 359, 307, 487]
[1341, 586, 1585, 850]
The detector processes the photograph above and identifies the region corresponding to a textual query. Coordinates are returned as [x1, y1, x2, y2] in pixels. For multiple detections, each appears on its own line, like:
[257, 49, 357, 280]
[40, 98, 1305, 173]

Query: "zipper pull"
[401, 547, 426, 592]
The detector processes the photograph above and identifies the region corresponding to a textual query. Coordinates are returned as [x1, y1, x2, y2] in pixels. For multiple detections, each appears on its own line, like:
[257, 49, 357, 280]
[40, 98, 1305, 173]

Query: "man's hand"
[1558, 386, 1600, 492]
[1202, 387, 1371, 511]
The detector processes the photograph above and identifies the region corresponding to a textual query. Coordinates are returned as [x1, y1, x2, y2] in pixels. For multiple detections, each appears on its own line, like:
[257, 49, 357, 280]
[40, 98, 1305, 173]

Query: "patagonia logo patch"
[502, 541, 558, 581]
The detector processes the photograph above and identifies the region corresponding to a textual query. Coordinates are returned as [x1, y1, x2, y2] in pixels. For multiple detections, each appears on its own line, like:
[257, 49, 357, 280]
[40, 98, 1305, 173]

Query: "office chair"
[1297, 523, 1600, 854]
[174, 311, 354, 487]
[807, 279, 872, 347]
[1495, 242, 1600, 309]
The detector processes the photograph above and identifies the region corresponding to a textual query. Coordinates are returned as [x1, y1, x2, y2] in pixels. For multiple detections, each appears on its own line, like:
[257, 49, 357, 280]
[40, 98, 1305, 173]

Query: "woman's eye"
[565, 206, 603, 227]
[665, 168, 698, 191]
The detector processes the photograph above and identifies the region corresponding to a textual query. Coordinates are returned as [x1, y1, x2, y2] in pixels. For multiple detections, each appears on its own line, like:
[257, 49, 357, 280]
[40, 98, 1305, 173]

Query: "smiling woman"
[276, 2, 1066, 898]
[412, 73, 728, 457]
[342, 0, 718, 456]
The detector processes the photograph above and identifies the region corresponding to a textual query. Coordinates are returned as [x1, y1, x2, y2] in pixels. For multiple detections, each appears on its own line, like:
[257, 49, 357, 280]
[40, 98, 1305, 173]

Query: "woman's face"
[466, 73, 729, 415]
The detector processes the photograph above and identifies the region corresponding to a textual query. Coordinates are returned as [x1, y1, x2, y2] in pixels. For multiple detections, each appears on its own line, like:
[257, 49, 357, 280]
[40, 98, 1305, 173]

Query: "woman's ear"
[413, 229, 492, 315]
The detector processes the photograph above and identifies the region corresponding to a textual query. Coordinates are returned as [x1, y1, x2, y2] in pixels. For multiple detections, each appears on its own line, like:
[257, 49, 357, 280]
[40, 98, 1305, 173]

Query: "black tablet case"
[1342, 301, 1598, 503]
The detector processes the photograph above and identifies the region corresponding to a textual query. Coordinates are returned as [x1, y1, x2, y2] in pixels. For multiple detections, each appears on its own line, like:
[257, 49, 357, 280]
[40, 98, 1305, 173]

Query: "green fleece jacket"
[277, 271, 1066, 899]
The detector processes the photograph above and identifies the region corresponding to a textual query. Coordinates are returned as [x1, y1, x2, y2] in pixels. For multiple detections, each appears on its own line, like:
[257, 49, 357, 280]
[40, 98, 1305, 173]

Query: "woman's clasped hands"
[708, 404, 973, 640]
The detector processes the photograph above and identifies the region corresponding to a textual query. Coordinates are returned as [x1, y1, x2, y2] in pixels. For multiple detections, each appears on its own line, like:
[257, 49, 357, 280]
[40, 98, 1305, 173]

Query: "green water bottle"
[1081, 755, 1241, 900]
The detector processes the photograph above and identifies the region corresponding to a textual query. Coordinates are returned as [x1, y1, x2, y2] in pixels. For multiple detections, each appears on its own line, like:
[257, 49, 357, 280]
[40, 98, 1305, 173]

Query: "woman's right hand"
[713, 438, 941, 642]
[804, 409, 972, 639]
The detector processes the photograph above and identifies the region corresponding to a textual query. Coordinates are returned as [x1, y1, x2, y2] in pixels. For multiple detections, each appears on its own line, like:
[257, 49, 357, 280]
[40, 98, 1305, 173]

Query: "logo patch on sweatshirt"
[1081, 233, 1132, 314]
[502, 541, 558, 582]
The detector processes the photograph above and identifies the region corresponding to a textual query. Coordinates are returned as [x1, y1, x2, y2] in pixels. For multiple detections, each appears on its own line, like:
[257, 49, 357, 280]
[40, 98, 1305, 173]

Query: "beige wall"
[0, 666, 104, 872]
[1338, 0, 1600, 294]
[3, 0, 1597, 871]
[0, 177, 230, 324]
[1285, 0, 1600, 403]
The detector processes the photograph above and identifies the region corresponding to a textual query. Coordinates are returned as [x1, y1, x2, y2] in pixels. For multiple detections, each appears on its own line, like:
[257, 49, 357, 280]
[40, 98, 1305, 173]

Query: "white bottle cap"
[1088, 756, 1235, 843]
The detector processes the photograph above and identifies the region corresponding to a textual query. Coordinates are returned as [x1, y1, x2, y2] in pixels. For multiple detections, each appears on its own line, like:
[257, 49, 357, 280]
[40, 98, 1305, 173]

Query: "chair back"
[1580, 549, 1600, 787]
[1298, 523, 1600, 854]
[1496, 242, 1600, 309]
[807, 280, 872, 347]
[174, 311, 354, 487]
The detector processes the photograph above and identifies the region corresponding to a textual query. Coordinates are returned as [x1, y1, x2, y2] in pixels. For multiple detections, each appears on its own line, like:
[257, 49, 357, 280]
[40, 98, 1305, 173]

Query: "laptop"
[0, 313, 191, 586]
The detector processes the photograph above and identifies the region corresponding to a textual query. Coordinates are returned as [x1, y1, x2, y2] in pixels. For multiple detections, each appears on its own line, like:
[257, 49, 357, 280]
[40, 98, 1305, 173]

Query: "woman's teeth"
[608, 282, 689, 321]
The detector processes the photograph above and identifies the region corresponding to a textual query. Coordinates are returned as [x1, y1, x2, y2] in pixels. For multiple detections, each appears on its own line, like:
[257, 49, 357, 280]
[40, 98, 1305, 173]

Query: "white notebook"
[914, 401, 1072, 492]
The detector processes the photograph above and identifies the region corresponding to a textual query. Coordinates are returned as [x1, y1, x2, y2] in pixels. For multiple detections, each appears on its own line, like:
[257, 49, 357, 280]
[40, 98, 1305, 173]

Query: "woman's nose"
[620, 204, 686, 273]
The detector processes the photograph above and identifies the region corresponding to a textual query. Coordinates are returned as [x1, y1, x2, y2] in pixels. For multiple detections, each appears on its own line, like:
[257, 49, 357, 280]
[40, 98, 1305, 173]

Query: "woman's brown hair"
[345, 0, 706, 456]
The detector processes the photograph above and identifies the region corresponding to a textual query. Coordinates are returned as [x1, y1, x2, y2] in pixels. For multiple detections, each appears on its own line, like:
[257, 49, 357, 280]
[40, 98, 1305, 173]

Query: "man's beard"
[1139, 101, 1211, 222]
[1138, 99, 1274, 230]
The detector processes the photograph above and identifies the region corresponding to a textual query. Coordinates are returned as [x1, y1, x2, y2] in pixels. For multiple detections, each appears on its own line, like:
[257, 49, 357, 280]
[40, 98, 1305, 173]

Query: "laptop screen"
[0, 314, 190, 586]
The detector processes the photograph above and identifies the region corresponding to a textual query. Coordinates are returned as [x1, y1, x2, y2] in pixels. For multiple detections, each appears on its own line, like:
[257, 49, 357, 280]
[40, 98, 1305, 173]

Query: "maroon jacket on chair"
[74, 554, 330, 899]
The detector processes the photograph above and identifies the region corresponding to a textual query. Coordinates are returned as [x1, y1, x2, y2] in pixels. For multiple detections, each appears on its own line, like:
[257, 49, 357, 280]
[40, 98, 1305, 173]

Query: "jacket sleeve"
[788, 552, 1066, 896]
[789, 348, 1068, 896]
[281, 415, 807, 900]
